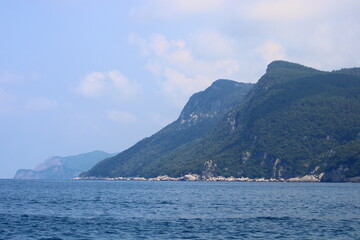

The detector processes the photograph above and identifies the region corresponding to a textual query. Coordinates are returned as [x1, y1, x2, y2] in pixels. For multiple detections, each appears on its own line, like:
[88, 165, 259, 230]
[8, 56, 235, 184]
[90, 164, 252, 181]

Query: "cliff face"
[14, 151, 116, 179]
[201, 61, 360, 181]
[82, 80, 253, 178]
[83, 61, 360, 182]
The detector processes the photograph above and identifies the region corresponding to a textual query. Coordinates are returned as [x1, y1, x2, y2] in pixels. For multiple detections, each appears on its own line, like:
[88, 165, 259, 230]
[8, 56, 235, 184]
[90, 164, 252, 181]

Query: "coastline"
[73, 174, 360, 183]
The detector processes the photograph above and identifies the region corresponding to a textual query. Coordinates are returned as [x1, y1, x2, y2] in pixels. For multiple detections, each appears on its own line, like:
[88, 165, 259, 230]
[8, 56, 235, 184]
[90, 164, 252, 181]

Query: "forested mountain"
[82, 80, 253, 178]
[82, 61, 360, 182]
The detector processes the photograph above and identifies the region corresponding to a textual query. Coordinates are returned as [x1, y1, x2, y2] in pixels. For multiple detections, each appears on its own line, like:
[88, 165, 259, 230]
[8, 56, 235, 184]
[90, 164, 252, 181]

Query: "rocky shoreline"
[73, 173, 359, 182]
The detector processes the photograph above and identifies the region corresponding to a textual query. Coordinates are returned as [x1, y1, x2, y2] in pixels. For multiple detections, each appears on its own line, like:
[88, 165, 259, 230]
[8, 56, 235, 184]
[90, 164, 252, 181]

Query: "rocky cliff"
[82, 61, 360, 182]
[82, 80, 253, 178]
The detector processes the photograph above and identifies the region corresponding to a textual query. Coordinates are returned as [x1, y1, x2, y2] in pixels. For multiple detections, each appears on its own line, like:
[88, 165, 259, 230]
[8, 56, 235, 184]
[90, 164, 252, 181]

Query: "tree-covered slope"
[82, 80, 253, 177]
[215, 73, 360, 179]
[83, 61, 360, 182]
[160, 61, 360, 181]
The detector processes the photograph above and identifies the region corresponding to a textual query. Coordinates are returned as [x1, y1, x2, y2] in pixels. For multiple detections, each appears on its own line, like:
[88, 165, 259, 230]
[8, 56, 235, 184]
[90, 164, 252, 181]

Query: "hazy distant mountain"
[14, 150, 116, 179]
[82, 61, 360, 182]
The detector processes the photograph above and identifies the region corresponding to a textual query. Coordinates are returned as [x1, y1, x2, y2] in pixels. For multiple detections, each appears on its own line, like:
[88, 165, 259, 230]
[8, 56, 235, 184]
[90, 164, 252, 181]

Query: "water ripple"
[1, 180, 359, 239]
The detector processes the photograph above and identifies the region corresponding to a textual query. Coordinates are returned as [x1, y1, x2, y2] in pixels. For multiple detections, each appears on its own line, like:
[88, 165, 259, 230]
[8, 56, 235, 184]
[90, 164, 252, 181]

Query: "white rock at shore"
[183, 174, 200, 181]
[287, 174, 323, 182]
[74, 173, 329, 182]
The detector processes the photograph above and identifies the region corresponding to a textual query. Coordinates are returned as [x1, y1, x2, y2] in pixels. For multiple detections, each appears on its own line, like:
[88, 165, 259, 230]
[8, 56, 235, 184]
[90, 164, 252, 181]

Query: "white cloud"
[189, 31, 238, 59]
[77, 70, 142, 101]
[149, 34, 170, 56]
[129, 0, 360, 103]
[107, 70, 141, 98]
[299, 22, 360, 70]
[78, 72, 105, 97]
[130, 33, 242, 105]
[105, 110, 137, 123]
[146, 34, 193, 69]
[213, 59, 240, 76]
[161, 68, 195, 101]
[0, 72, 22, 84]
[228, 0, 360, 70]
[26, 97, 58, 111]
[240, 0, 360, 22]
[132, 0, 360, 72]
[128, 33, 149, 56]
[131, 0, 351, 23]
[256, 40, 286, 64]
[242, 0, 317, 21]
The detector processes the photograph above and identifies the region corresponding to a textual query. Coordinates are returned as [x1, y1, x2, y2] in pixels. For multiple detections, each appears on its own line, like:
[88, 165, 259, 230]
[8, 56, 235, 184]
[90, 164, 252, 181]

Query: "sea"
[0, 180, 359, 239]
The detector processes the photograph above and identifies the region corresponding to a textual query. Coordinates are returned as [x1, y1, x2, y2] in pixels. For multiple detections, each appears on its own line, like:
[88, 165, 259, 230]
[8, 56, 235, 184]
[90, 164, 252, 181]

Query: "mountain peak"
[211, 79, 238, 87]
[210, 79, 252, 91]
[334, 67, 360, 77]
[177, 79, 253, 123]
[256, 61, 322, 88]
[266, 60, 318, 73]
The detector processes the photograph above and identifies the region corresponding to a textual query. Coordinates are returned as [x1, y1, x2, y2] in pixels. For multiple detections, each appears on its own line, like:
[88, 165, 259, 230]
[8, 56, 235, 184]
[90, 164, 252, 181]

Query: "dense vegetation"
[208, 70, 360, 179]
[82, 80, 253, 178]
[83, 61, 360, 181]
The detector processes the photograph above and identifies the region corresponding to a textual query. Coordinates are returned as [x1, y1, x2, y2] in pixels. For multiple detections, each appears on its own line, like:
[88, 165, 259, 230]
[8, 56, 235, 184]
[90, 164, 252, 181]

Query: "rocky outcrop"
[287, 174, 324, 182]
[348, 177, 360, 183]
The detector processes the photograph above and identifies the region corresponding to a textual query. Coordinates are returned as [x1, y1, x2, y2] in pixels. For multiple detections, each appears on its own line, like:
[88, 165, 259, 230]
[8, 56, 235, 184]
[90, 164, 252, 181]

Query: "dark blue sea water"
[0, 180, 359, 239]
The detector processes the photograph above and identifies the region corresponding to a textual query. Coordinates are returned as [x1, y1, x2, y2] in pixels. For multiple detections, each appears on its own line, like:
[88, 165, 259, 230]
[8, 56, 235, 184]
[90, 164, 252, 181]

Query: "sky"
[1, 0, 360, 178]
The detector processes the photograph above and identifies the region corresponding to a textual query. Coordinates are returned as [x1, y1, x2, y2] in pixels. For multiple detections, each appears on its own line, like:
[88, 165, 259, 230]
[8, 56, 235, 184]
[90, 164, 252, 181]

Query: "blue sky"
[1, 0, 360, 178]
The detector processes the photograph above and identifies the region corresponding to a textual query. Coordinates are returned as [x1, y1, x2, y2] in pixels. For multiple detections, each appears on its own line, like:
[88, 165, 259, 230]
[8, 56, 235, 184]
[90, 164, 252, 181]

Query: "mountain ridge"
[82, 61, 360, 182]
[82, 79, 253, 178]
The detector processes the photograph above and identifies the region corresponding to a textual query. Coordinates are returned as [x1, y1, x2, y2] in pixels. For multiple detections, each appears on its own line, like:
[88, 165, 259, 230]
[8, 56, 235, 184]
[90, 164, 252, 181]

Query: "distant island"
[14, 151, 116, 179]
